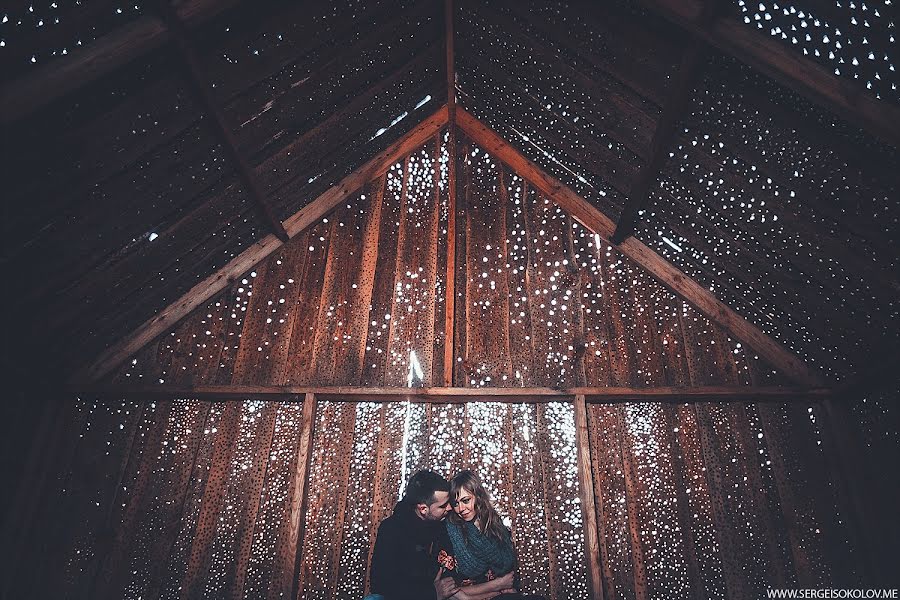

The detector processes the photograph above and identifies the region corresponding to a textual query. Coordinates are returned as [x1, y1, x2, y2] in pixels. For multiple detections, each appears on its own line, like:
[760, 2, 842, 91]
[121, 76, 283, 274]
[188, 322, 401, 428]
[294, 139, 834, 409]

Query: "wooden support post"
[155, 0, 290, 243]
[288, 393, 318, 600]
[443, 0, 458, 386]
[574, 395, 605, 600]
[612, 39, 705, 243]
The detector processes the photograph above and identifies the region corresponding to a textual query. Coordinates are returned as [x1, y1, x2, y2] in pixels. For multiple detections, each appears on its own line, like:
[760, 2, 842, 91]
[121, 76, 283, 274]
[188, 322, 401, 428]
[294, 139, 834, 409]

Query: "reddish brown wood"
[75, 106, 449, 384]
[179, 402, 243, 599]
[280, 393, 316, 600]
[574, 395, 605, 600]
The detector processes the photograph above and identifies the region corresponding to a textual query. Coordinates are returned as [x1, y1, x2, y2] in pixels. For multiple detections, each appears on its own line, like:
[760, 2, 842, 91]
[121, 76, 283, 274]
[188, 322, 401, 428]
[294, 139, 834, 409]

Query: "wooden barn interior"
[1, 0, 898, 598]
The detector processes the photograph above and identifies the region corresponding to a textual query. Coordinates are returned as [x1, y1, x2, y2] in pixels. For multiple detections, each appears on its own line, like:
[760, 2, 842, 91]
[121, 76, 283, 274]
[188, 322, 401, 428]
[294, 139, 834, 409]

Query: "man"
[368, 470, 515, 600]
[368, 470, 455, 600]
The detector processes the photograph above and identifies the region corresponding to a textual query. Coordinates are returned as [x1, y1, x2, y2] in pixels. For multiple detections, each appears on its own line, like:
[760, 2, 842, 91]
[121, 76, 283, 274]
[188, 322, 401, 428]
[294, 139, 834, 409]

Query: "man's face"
[417, 490, 451, 521]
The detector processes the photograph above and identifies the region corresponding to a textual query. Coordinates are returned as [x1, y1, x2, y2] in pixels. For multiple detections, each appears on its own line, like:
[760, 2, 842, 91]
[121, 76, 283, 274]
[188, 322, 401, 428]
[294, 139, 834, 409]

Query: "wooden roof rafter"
[612, 36, 706, 243]
[154, 0, 289, 242]
[454, 107, 825, 387]
[637, 0, 900, 148]
[0, 0, 240, 124]
[73, 104, 450, 384]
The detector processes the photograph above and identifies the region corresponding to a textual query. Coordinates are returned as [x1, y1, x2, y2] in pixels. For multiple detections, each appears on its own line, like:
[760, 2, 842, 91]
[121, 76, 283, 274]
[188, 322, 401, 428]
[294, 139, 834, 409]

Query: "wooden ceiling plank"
[456, 107, 824, 386]
[612, 38, 705, 243]
[155, 0, 289, 242]
[0, 0, 240, 125]
[638, 0, 900, 148]
[73, 105, 449, 383]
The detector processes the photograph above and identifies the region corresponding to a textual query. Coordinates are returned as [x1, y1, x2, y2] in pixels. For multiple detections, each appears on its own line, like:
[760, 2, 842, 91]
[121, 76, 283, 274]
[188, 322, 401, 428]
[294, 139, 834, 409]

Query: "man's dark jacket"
[369, 499, 450, 600]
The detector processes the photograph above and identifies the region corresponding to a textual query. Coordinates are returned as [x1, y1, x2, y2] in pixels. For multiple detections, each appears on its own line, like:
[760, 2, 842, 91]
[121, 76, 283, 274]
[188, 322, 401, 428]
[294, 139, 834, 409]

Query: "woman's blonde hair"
[448, 470, 508, 544]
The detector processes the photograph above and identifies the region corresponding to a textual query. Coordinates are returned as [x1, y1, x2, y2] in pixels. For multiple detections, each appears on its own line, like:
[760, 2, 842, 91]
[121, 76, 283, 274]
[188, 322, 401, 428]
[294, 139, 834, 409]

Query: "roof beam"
[71, 384, 832, 404]
[74, 104, 449, 384]
[0, 0, 239, 125]
[155, 0, 289, 242]
[637, 0, 900, 148]
[612, 38, 705, 243]
[444, 0, 458, 386]
[456, 107, 824, 386]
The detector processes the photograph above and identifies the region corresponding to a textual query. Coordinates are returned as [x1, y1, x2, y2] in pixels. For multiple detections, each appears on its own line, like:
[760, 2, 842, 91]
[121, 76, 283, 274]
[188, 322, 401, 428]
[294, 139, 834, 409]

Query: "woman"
[436, 470, 544, 600]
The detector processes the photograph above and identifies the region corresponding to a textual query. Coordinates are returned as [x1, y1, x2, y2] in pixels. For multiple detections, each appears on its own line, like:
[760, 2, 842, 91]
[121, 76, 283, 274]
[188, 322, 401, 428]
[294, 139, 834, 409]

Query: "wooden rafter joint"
[637, 0, 900, 149]
[153, 0, 290, 243]
[455, 107, 825, 387]
[612, 37, 706, 245]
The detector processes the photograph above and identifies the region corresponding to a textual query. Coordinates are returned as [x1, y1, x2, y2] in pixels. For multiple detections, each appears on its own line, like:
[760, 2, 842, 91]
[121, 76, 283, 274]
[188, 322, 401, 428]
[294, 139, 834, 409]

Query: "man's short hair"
[404, 470, 450, 505]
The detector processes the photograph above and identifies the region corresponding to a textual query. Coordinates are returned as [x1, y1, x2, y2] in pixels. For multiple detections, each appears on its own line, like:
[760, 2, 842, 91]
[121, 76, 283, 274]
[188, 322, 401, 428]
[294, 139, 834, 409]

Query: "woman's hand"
[434, 568, 459, 600]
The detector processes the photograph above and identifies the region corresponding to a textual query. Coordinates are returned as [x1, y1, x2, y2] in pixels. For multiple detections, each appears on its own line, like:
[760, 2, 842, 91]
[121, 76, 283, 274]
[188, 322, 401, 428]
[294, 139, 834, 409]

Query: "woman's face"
[454, 486, 477, 522]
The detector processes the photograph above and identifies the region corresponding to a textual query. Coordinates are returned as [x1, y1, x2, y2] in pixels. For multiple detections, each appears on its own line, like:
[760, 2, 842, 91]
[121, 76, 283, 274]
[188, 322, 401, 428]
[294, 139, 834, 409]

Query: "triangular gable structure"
[3, 1, 899, 598]
[100, 118, 803, 390]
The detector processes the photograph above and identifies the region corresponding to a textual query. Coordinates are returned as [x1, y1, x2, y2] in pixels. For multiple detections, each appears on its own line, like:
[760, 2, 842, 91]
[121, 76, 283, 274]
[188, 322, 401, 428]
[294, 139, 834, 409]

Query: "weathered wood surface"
[92, 126, 805, 391]
[637, 0, 900, 147]
[455, 109, 822, 386]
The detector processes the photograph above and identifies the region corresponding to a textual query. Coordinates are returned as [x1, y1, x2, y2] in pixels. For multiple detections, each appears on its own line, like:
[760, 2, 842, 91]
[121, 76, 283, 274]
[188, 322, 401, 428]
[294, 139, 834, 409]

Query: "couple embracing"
[367, 469, 546, 600]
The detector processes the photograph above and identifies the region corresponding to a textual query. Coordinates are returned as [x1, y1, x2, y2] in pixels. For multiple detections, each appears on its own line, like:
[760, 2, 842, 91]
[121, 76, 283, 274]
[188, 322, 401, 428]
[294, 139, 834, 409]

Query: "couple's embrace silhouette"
[366, 469, 546, 600]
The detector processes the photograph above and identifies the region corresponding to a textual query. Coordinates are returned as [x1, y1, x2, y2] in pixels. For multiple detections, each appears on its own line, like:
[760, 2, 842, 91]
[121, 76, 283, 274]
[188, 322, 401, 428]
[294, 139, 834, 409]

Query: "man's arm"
[370, 521, 401, 598]
[448, 572, 516, 600]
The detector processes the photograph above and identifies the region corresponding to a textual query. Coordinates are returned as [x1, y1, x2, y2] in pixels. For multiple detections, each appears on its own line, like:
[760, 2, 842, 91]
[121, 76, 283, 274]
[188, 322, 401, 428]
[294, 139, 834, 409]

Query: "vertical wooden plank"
[231, 238, 311, 386]
[574, 226, 613, 387]
[463, 152, 512, 386]
[334, 403, 384, 598]
[225, 404, 279, 600]
[509, 403, 552, 597]
[670, 402, 728, 598]
[693, 402, 755, 600]
[453, 141, 471, 385]
[598, 245, 636, 387]
[179, 401, 243, 600]
[311, 200, 370, 385]
[383, 145, 441, 386]
[361, 163, 403, 386]
[441, 128, 456, 387]
[535, 402, 590, 599]
[282, 223, 333, 385]
[345, 178, 387, 384]
[654, 294, 692, 387]
[563, 217, 588, 387]
[619, 411, 649, 600]
[297, 399, 357, 600]
[506, 173, 537, 386]
[574, 395, 604, 600]
[660, 403, 709, 600]
[587, 403, 636, 600]
[91, 399, 173, 599]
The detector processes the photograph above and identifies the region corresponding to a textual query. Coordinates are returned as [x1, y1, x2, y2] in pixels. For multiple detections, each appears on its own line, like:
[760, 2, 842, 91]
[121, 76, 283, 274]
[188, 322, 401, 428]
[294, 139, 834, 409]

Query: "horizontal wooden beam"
[638, 0, 900, 148]
[73, 384, 832, 404]
[0, 0, 240, 125]
[456, 107, 825, 386]
[74, 105, 449, 384]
